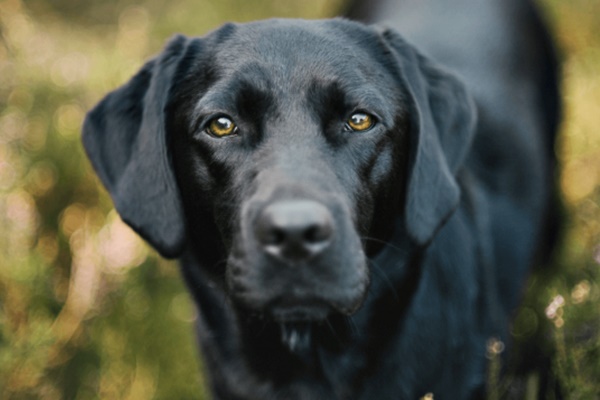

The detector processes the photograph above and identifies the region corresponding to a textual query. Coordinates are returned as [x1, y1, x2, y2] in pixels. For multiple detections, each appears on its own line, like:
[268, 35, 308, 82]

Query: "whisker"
[344, 315, 359, 338]
[325, 318, 344, 346]
[361, 235, 407, 255]
[369, 259, 401, 304]
[213, 258, 229, 268]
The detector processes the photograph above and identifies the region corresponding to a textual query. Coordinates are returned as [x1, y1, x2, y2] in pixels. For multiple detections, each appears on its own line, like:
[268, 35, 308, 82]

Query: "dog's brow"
[306, 79, 393, 128]
[234, 80, 276, 120]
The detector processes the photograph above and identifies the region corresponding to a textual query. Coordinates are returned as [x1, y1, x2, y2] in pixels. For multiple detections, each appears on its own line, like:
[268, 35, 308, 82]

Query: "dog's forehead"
[206, 19, 381, 85]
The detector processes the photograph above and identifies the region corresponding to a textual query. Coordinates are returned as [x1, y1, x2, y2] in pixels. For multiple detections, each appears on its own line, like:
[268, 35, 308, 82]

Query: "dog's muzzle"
[227, 190, 369, 352]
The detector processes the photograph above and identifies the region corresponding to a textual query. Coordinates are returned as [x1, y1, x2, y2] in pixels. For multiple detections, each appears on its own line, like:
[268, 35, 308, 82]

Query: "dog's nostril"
[255, 200, 334, 262]
[263, 227, 286, 246]
[304, 223, 332, 244]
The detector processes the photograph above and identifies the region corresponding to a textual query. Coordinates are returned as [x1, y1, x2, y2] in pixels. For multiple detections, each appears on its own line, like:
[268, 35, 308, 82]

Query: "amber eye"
[207, 116, 237, 137]
[347, 112, 375, 131]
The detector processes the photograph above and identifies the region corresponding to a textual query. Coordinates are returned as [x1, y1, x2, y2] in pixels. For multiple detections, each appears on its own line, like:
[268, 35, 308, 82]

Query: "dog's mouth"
[270, 300, 331, 354]
[276, 306, 356, 357]
[280, 321, 313, 354]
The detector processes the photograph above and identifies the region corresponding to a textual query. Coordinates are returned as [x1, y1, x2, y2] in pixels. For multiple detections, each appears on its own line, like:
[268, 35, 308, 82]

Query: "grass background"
[0, 0, 598, 398]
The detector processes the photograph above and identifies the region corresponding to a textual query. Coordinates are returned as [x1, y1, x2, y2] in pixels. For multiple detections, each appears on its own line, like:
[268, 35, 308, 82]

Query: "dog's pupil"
[216, 117, 232, 130]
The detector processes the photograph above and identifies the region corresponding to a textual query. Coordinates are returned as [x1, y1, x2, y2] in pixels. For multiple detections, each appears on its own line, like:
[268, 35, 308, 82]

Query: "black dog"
[82, 0, 560, 397]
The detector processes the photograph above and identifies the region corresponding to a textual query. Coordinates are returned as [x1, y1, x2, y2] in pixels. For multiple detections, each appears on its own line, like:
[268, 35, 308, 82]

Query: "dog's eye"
[207, 116, 237, 137]
[347, 112, 375, 132]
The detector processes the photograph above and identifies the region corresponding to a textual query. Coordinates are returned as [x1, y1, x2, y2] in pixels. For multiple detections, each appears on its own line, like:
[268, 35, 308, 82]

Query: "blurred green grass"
[0, 0, 598, 398]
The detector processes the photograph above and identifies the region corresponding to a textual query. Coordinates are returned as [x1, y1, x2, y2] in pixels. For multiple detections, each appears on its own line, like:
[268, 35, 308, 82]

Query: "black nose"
[255, 200, 334, 262]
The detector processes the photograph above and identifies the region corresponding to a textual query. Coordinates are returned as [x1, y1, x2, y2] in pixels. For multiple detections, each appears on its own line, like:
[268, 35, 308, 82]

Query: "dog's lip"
[269, 298, 332, 322]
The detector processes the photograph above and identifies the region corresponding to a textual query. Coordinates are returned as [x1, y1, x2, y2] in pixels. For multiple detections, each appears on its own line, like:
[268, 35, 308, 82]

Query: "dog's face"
[83, 18, 475, 352]
[168, 20, 406, 325]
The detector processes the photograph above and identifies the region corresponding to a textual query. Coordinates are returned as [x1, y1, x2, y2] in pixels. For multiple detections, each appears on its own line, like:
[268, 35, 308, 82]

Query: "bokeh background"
[0, 0, 598, 398]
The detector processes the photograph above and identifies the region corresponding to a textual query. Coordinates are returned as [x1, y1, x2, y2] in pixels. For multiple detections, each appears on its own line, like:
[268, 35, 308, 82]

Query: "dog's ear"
[381, 29, 477, 245]
[82, 35, 191, 258]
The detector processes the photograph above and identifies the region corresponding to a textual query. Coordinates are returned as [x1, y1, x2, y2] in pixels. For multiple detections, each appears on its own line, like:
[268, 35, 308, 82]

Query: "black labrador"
[82, 0, 560, 398]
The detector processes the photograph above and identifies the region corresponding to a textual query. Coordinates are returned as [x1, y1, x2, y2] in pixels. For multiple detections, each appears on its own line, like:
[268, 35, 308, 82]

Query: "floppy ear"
[82, 35, 190, 258]
[380, 29, 477, 245]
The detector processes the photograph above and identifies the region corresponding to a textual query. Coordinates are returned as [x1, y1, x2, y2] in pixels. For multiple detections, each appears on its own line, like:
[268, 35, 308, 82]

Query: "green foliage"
[0, 0, 598, 398]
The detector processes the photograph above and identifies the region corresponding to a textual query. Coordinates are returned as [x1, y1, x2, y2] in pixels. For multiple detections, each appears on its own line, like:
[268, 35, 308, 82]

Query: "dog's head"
[83, 19, 475, 350]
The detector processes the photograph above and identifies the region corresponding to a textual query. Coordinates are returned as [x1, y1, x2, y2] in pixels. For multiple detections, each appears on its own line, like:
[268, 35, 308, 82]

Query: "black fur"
[82, 0, 560, 398]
